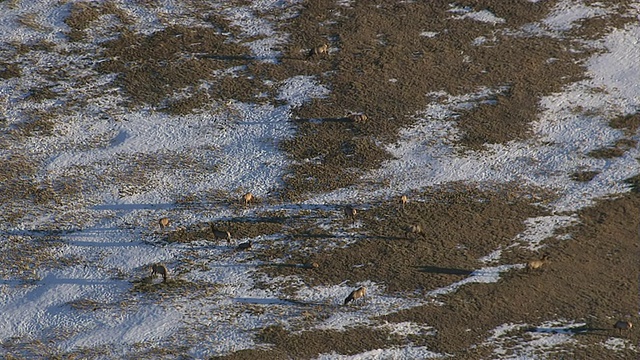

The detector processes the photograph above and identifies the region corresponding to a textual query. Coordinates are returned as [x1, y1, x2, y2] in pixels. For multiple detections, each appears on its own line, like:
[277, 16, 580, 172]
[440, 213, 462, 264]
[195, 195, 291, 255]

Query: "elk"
[309, 43, 328, 58]
[210, 224, 232, 244]
[242, 192, 254, 206]
[151, 263, 169, 282]
[344, 205, 357, 224]
[400, 195, 408, 210]
[614, 320, 633, 336]
[526, 254, 549, 272]
[158, 217, 170, 230]
[237, 241, 252, 250]
[404, 224, 423, 239]
[347, 113, 368, 123]
[344, 286, 366, 305]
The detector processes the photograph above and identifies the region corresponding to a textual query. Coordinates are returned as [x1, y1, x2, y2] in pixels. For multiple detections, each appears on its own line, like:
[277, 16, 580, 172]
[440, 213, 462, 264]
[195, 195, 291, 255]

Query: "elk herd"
[147, 187, 634, 337]
[145, 108, 633, 336]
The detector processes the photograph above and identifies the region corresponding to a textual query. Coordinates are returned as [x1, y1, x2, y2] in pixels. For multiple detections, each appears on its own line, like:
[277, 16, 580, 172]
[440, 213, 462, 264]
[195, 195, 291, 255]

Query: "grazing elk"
[309, 43, 328, 58]
[526, 254, 549, 272]
[614, 320, 633, 336]
[344, 286, 366, 305]
[237, 241, 252, 251]
[210, 224, 232, 244]
[404, 224, 423, 239]
[158, 217, 170, 230]
[242, 192, 254, 206]
[344, 205, 357, 224]
[151, 263, 169, 282]
[347, 113, 368, 123]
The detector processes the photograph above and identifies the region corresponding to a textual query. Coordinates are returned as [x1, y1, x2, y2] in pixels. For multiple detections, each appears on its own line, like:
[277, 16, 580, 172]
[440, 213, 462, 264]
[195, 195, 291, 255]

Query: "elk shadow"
[234, 297, 326, 307]
[413, 265, 473, 276]
[524, 325, 610, 336]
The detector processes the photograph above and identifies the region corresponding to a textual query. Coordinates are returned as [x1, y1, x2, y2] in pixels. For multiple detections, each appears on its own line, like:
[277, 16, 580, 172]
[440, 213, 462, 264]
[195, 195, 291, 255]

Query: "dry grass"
[95, 24, 262, 108]
[378, 193, 640, 357]
[260, 0, 600, 198]
[0, 234, 80, 281]
[164, 217, 286, 244]
[66, 298, 104, 311]
[0, 61, 21, 79]
[64, 1, 132, 42]
[570, 170, 600, 182]
[610, 111, 640, 135]
[214, 325, 410, 360]
[13, 113, 55, 137]
[1, 0, 639, 358]
[17, 13, 50, 32]
[130, 277, 221, 301]
[26, 87, 58, 102]
[258, 184, 549, 293]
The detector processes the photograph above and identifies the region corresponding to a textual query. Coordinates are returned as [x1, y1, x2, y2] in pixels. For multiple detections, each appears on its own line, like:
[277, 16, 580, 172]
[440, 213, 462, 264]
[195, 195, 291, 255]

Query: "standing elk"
[344, 286, 366, 305]
[210, 224, 232, 244]
[347, 113, 368, 123]
[526, 254, 549, 272]
[404, 224, 423, 239]
[309, 43, 328, 58]
[151, 263, 169, 282]
[242, 192, 254, 206]
[344, 205, 357, 224]
[158, 217, 170, 230]
[400, 195, 408, 210]
[614, 320, 633, 336]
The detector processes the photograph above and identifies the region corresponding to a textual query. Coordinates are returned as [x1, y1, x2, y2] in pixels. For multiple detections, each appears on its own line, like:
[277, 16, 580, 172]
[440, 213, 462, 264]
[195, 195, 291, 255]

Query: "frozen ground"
[0, 0, 638, 359]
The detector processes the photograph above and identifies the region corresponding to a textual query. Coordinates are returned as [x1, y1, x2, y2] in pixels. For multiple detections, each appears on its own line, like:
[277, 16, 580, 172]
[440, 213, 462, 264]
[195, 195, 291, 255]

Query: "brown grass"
[64, 1, 132, 42]
[2, 0, 639, 358]
[95, 24, 264, 108]
[0, 235, 78, 281]
[570, 170, 600, 182]
[610, 111, 640, 134]
[258, 184, 549, 293]
[165, 217, 286, 244]
[0, 62, 21, 79]
[377, 193, 640, 358]
[265, 0, 599, 198]
[215, 325, 410, 360]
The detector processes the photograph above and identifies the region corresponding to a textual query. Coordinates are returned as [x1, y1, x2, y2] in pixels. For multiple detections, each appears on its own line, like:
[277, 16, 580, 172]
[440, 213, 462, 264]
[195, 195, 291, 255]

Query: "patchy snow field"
[0, 0, 638, 359]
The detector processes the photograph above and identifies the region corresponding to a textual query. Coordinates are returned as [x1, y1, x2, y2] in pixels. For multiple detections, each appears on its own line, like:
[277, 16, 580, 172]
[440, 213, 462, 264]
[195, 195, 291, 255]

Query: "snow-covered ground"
[0, 1, 638, 358]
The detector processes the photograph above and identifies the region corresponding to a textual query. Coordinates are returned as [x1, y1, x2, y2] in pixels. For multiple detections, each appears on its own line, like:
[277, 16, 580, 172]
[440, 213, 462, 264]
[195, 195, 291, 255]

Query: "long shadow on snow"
[2, 275, 124, 305]
[413, 266, 474, 276]
[235, 297, 328, 307]
[525, 325, 612, 336]
[92, 203, 174, 211]
[65, 240, 148, 247]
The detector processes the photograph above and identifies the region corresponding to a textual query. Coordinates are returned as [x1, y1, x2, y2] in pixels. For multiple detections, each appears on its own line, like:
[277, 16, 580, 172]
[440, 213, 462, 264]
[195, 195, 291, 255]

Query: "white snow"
[451, 9, 506, 25]
[315, 346, 444, 360]
[543, 0, 611, 32]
